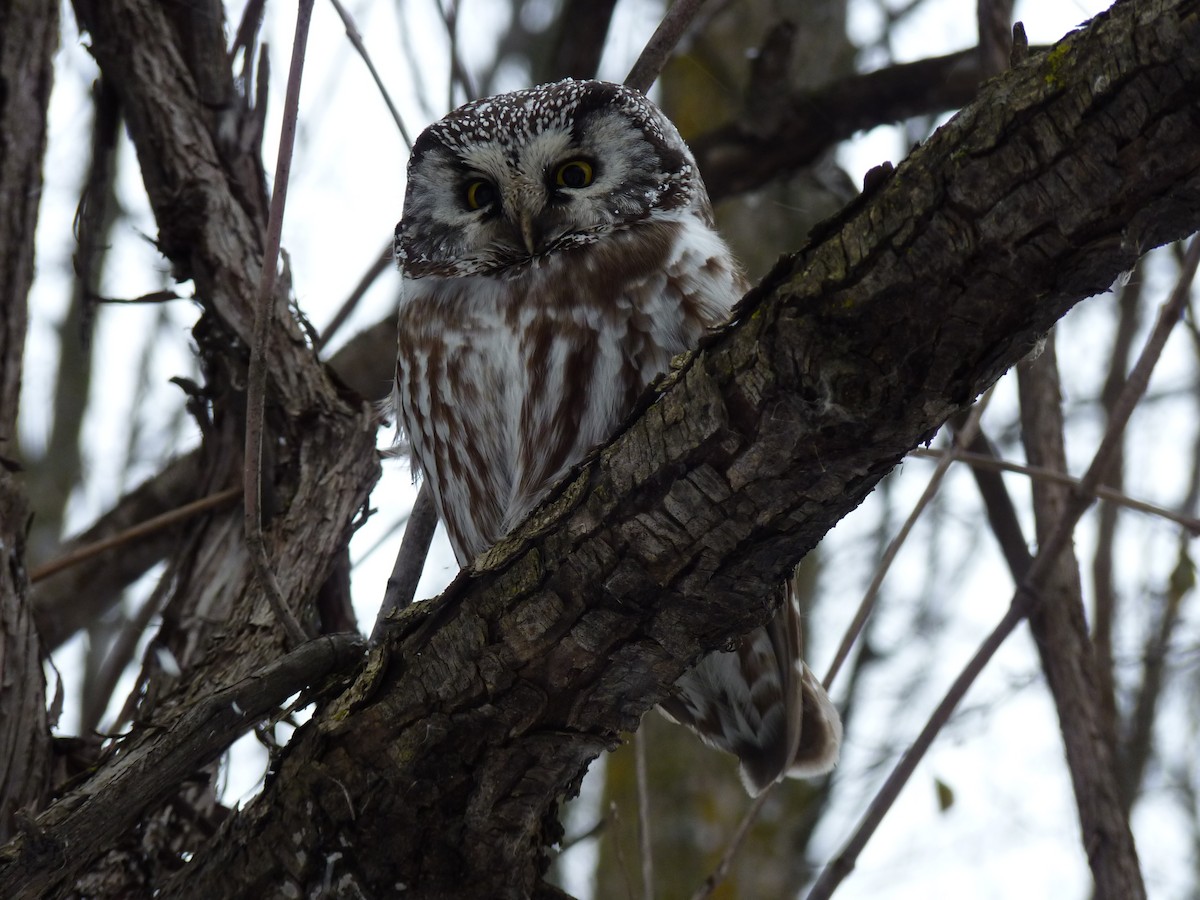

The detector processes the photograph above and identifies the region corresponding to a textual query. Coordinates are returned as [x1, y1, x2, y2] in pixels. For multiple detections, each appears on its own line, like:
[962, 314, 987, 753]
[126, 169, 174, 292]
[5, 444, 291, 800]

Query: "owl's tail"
[658, 581, 842, 795]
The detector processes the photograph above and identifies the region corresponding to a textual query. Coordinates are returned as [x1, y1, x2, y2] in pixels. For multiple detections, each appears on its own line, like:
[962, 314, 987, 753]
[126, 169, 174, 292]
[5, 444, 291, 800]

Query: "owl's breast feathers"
[394, 213, 739, 564]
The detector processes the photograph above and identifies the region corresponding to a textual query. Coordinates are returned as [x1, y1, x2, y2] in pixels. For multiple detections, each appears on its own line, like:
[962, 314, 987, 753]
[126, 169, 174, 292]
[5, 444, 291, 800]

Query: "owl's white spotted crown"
[410, 79, 674, 159]
[396, 79, 705, 278]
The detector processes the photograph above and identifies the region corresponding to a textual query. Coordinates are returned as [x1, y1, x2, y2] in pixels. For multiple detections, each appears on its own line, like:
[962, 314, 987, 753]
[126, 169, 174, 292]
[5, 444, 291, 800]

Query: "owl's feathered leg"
[659, 581, 842, 795]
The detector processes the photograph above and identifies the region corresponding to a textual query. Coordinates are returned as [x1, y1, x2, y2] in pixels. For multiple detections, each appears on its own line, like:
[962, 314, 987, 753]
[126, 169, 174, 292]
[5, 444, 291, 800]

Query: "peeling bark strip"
[146, 2, 1196, 897]
[2, 0, 1198, 897]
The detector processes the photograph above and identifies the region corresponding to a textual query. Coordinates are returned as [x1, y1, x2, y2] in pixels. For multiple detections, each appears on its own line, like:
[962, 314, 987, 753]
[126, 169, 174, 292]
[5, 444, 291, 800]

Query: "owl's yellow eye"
[464, 178, 496, 210]
[554, 160, 594, 189]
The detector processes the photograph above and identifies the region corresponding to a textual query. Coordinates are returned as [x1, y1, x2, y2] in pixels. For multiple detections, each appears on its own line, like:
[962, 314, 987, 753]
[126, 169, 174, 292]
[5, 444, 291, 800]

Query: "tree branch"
[1018, 336, 1145, 899]
[0, 635, 365, 899]
[694, 43, 1028, 202]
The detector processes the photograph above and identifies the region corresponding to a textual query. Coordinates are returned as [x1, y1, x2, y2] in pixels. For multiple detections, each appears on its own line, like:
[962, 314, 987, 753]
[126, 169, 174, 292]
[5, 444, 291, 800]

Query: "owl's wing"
[660, 581, 842, 795]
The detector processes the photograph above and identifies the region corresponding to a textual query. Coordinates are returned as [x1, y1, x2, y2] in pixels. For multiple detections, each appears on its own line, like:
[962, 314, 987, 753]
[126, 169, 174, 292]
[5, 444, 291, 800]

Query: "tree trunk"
[0, 0, 59, 843]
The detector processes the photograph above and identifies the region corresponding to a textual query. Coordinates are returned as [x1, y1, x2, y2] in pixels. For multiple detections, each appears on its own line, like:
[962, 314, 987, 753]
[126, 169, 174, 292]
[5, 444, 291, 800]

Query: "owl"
[392, 78, 841, 795]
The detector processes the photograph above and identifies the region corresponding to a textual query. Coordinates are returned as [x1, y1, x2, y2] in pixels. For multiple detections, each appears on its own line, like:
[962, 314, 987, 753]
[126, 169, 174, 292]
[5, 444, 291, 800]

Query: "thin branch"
[33, 76, 119, 552]
[30, 301, 400, 650]
[18, 3, 1198, 892]
[944, 427, 1033, 579]
[438, 0, 477, 104]
[807, 236, 1200, 899]
[689, 789, 771, 900]
[544, 0, 620, 81]
[371, 481, 437, 642]
[327, 0, 413, 149]
[30, 487, 242, 583]
[906, 448, 1200, 534]
[635, 726, 653, 900]
[1094, 263, 1145, 746]
[316, 241, 393, 352]
[692, 44, 1047, 203]
[244, 0, 315, 647]
[1119, 316, 1200, 807]
[823, 395, 990, 690]
[977, 0, 1014, 77]
[807, 590, 1029, 900]
[80, 560, 177, 734]
[556, 815, 608, 854]
[624, 0, 710, 93]
[352, 510, 411, 569]
[1018, 335, 1145, 899]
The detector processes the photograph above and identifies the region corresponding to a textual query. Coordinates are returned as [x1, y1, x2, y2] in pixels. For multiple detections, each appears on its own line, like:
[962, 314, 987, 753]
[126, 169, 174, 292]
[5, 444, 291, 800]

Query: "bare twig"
[80, 561, 177, 734]
[824, 394, 990, 690]
[1018, 335, 1145, 899]
[30, 487, 242, 583]
[327, 0, 413, 149]
[545, 0, 620, 81]
[807, 236, 1200, 899]
[692, 44, 1047, 204]
[229, 0, 267, 74]
[943, 427, 1033, 578]
[807, 589, 1029, 900]
[316, 241, 394, 352]
[906, 448, 1200, 534]
[689, 789, 771, 900]
[624, 0, 710, 93]
[1120, 286, 1200, 809]
[635, 726, 653, 900]
[608, 801, 637, 900]
[244, 0, 315, 647]
[438, 0, 477, 104]
[371, 481, 438, 642]
[557, 814, 608, 853]
[699, 400, 994, 896]
[977, 0, 1014, 77]
[1094, 265, 1144, 737]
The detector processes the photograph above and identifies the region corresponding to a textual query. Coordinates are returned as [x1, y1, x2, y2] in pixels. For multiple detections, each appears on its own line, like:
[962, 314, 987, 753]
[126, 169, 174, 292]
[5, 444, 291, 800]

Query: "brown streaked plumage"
[392, 79, 841, 794]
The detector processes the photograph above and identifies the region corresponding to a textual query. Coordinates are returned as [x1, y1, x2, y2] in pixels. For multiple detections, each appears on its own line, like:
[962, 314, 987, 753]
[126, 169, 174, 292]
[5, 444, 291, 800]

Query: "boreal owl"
[392, 78, 841, 794]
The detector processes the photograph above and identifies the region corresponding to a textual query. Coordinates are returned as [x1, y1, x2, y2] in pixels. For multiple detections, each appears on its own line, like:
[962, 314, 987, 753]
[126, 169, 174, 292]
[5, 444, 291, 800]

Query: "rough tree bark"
[1, 0, 1198, 897]
[0, 0, 58, 844]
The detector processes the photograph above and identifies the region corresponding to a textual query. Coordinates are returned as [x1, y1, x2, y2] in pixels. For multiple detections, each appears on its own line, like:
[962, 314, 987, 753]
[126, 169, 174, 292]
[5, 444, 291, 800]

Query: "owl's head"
[396, 79, 707, 278]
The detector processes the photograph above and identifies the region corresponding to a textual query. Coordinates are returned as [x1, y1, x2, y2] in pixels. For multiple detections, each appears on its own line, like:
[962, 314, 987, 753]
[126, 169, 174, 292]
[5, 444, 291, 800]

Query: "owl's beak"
[517, 210, 539, 256]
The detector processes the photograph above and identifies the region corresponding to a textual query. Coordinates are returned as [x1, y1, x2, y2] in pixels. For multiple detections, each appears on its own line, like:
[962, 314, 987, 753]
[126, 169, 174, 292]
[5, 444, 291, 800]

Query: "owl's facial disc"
[399, 79, 701, 278]
[461, 133, 604, 258]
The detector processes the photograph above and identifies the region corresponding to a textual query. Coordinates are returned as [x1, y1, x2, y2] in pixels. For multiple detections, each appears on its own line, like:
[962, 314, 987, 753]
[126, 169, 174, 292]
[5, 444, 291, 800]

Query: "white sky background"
[23, 1, 1198, 898]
